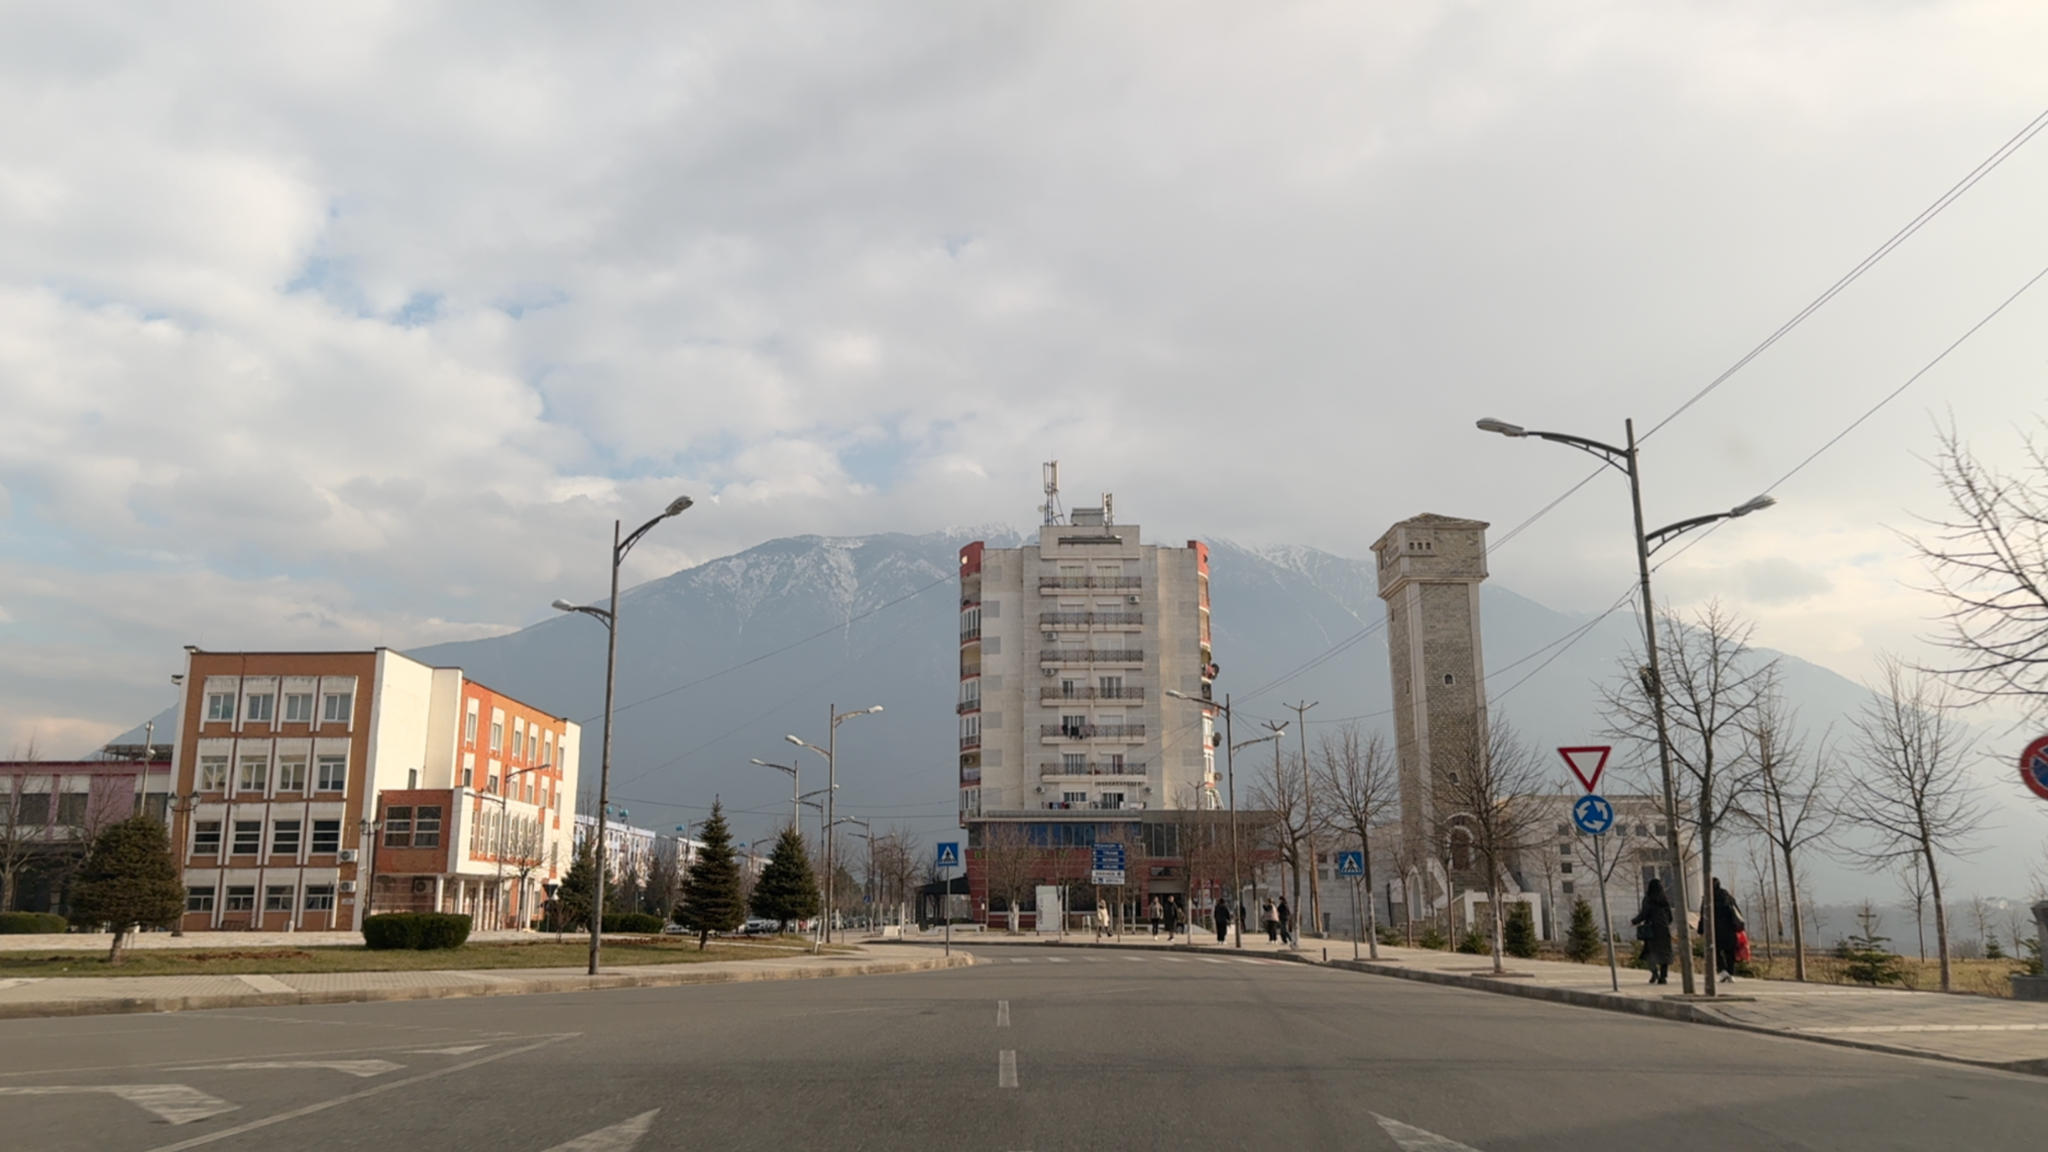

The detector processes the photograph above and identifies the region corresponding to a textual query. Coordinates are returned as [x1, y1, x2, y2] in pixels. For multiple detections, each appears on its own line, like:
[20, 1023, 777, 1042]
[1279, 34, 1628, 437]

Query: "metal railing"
[1039, 649, 1145, 664]
[1038, 576, 1143, 590]
[1038, 686, 1145, 702]
[957, 700, 980, 714]
[1040, 724, 1146, 740]
[1040, 761, 1146, 778]
[1038, 611, 1143, 627]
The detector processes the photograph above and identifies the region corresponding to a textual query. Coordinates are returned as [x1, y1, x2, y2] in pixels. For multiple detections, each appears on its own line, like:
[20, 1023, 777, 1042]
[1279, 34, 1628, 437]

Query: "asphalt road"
[1, 943, 2042, 1152]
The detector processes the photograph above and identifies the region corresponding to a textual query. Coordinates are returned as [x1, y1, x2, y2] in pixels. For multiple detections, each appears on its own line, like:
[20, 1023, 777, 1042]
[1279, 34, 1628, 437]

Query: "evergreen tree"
[749, 825, 820, 933]
[67, 816, 185, 964]
[557, 843, 598, 930]
[676, 801, 745, 949]
[1503, 901, 1539, 959]
[1564, 897, 1602, 963]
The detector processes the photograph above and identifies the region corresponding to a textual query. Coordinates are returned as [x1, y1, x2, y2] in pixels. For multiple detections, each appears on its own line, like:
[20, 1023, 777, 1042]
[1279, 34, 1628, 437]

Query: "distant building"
[957, 483, 1241, 928]
[0, 751, 172, 914]
[169, 648, 580, 933]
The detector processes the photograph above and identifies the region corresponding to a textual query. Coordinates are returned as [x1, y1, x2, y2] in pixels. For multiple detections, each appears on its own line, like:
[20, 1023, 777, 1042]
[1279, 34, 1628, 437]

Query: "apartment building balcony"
[960, 626, 981, 643]
[1038, 611, 1144, 627]
[1038, 686, 1145, 702]
[1038, 576, 1143, 590]
[957, 700, 981, 714]
[1040, 724, 1146, 740]
[1040, 761, 1147, 778]
[1039, 649, 1145, 664]
[960, 736, 980, 750]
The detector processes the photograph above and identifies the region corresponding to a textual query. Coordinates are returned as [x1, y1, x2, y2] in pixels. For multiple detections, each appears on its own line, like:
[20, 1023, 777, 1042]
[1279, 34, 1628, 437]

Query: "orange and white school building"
[170, 648, 579, 933]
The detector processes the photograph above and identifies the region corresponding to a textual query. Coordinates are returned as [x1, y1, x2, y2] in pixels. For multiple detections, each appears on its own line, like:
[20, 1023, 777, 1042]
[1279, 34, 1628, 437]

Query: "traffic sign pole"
[936, 842, 960, 957]
[1592, 826, 1618, 992]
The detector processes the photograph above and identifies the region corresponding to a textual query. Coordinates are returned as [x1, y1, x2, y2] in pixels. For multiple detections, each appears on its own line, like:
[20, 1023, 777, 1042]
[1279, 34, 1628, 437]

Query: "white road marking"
[996, 1001, 1010, 1027]
[1009, 958, 1031, 964]
[1161, 957, 1189, 963]
[1800, 1023, 2048, 1033]
[1374, 1113, 1486, 1151]
[406, 1045, 489, 1055]
[235, 974, 295, 994]
[1085, 957, 1108, 963]
[1199, 958, 1228, 965]
[0, 1084, 240, 1125]
[169, 1060, 403, 1078]
[539, 1109, 660, 1152]
[1046, 958, 1070, 964]
[1122, 957, 1148, 963]
[998, 1050, 1018, 1089]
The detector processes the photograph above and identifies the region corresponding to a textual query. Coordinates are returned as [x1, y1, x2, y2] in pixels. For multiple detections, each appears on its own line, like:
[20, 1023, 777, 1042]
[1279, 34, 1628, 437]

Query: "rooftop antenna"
[1101, 492, 1114, 526]
[1040, 461, 1064, 525]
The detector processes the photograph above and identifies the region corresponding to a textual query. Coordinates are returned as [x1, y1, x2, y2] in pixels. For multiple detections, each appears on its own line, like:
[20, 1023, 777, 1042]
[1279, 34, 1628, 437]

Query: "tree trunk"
[1781, 842, 1807, 981]
[1360, 825, 1379, 960]
[1488, 874, 1506, 974]
[697, 928, 709, 951]
[1925, 844, 1951, 992]
[1699, 823, 1717, 997]
[107, 926, 128, 966]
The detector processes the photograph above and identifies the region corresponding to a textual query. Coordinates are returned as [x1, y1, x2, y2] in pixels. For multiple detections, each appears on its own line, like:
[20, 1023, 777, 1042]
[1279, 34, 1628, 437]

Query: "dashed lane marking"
[1046, 958, 1070, 964]
[1009, 958, 1031, 964]
[998, 1050, 1018, 1089]
[406, 1046, 489, 1055]
[169, 1060, 403, 1078]
[0, 1085, 239, 1126]
[539, 1108, 660, 1152]
[996, 1001, 1010, 1027]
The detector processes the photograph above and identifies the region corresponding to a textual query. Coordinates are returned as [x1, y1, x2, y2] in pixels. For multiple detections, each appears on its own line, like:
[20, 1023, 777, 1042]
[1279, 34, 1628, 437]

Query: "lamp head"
[1730, 495, 1777, 517]
[551, 599, 578, 612]
[664, 495, 695, 517]
[784, 734, 803, 747]
[867, 705, 884, 714]
[1476, 417, 1527, 437]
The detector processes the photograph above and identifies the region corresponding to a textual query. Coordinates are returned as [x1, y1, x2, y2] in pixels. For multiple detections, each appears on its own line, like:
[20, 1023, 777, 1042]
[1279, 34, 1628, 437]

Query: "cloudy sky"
[4, 1, 2047, 767]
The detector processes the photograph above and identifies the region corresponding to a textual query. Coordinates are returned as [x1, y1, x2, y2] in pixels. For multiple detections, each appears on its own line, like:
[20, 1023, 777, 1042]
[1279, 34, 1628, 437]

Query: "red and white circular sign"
[2021, 735, 2048, 802]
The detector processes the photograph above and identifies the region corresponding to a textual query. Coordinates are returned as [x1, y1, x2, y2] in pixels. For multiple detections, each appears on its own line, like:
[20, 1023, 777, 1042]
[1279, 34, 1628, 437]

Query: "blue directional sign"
[1336, 850, 1365, 879]
[935, 842, 961, 869]
[1091, 844, 1126, 871]
[1572, 794, 1615, 836]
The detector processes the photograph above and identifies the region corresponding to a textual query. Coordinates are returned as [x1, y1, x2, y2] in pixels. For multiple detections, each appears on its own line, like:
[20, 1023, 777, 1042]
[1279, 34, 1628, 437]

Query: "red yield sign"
[1557, 746, 1612, 794]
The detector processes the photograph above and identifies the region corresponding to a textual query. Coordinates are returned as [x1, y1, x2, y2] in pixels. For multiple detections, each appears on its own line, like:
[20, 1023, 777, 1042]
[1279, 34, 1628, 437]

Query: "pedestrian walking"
[1214, 898, 1232, 943]
[1708, 878, 1745, 981]
[1148, 896, 1163, 938]
[1278, 896, 1295, 946]
[1095, 902, 1111, 939]
[1262, 899, 1279, 942]
[1630, 877, 1674, 985]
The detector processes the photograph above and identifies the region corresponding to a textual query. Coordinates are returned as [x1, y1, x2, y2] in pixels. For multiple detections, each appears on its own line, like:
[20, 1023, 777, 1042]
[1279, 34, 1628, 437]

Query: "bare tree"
[1315, 724, 1398, 957]
[1431, 720, 1546, 973]
[979, 823, 1039, 933]
[1896, 854, 1930, 962]
[1248, 745, 1311, 934]
[1736, 692, 1837, 980]
[1603, 601, 1775, 995]
[643, 833, 682, 921]
[1842, 654, 1988, 991]
[1909, 420, 2048, 719]
[1, 738, 46, 913]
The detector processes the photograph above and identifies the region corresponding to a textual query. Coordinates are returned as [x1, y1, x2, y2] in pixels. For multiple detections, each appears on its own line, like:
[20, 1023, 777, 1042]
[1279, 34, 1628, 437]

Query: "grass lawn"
[0, 934, 855, 979]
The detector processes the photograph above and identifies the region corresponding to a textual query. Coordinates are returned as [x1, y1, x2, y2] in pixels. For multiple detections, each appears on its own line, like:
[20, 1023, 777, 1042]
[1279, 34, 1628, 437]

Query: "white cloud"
[4, 1, 2048, 753]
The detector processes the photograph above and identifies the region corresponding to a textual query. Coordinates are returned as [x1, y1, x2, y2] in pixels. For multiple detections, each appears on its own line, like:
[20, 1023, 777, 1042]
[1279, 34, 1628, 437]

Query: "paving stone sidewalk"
[0, 942, 970, 1019]
[980, 927, 2048, 1075]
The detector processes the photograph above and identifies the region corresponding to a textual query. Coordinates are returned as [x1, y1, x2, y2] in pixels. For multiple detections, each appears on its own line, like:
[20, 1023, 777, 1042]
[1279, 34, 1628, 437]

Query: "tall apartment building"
[958, 499, 1220, 925]
[170, 648, 580, 932]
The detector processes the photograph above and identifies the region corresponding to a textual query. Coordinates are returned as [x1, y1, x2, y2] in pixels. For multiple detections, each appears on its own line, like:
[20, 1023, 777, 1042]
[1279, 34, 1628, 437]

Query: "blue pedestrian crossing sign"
[1572, 794, 1615, 836]
[1336, 850, 1365, 878]
[936, 842, 961, 869]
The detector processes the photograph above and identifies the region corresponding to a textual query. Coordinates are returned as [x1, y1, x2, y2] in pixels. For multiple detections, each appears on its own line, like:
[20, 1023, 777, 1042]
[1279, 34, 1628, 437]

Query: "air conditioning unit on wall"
[338, 880, 357, 893]
[337, 849, 358, 863]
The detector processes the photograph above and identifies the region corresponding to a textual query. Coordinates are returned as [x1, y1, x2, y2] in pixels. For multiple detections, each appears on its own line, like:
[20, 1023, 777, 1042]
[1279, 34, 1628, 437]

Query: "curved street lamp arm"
[1476, 419, 1629, 475]
[1646, 496, 1777, 555]
[615, 496, 695, 565]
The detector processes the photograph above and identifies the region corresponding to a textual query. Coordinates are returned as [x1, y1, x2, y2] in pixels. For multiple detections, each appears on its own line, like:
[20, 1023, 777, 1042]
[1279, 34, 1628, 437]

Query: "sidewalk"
[988, 927, 2048, 1076]
[0, 942, 971, 1020]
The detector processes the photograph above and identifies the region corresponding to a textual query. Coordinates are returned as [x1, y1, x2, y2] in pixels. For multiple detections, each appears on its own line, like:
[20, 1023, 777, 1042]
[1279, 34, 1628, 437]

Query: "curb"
[0, 953, 975, 1021]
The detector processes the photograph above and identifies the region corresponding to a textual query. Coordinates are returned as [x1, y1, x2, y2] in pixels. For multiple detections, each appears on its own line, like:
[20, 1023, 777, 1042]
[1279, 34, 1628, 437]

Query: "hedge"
[361, 912, 472, 950]
[0, 912, 68, 935]
[603, 912, 665, 934]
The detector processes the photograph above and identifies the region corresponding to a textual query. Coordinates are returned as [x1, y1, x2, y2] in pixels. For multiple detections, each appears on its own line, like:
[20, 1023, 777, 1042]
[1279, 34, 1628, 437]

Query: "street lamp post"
[485, 763, 550, 932]
[750, 759, 801, 829]
[1165, 690, 1257, 949]
[786, 703, 882, 944]
[552, 493, 694, 976]
[1477, 416, 1775, 996]
[167, 789, 201, 936]
[1285, 701, 1321, 937]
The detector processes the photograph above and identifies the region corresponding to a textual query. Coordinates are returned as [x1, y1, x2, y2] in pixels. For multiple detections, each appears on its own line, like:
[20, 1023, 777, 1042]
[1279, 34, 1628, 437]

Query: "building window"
[283, 693, 314, 722]
[186, 886, 216, 913]
[198, 756, 229, 791]
[487, 771, 499, 794]
[490, 721, 503, 751]
[276, 757, 308, 793]
[1100, 792, 1124, 810]
[232, 821, 263, 855]
[513, 725, 525, 760]
[322, 692, 353, 723]
[192, 821, 222, 856]
[56, 793, 87, 826]
[461, 753, 474, 789]
[245, 694, 275, 722]
[224, 886, 256, 912]
[1106, 753, 1125, 773]
[959, 715, 980, 749]
[1560, 862, 1573, 875]
[1061, 713, 1086, 737]
[206, 693, 235, 722]
[1561, 881, 1575, 895]
[264, 886, 294, 912]
[414, 806, 444, 849]
[1063, 753, 1085, 773]
[237, 755, 268, 794]
[464, 707, 479, 744]
[543, 732, 553, 766]
[1062, 791, 1086, 806]
[271, 819, 302, 856]
[1559, 844, 1572, 857]
[1098, 675, 1123, 697]
[316, 755, 347, 793]
[304, 885, 336, 912]
[311, 819, 341, 854]
[384, 806, 413, 848]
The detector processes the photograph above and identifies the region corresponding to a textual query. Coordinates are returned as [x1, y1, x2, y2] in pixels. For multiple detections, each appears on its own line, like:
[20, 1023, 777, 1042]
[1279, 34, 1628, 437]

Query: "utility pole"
[1286, 700, 1320, 937]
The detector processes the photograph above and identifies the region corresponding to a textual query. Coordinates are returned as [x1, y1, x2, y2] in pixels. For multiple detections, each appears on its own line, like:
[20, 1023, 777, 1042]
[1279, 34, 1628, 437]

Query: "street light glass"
[664, 495, 695, 517]
[551, 599, 577, 612]
[1730, 495, 1777, 517]
[1476, 417, 1527, 437]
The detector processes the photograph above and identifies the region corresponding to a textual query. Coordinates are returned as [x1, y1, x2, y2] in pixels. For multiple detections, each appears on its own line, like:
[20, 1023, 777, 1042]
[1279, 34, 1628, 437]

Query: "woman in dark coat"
[1214, 897, 1232, 943]
[1631, 877, 1674, 985]
[1710, 879, 1745, 981]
